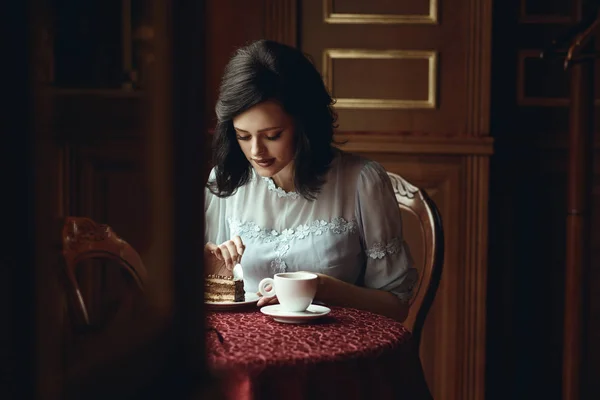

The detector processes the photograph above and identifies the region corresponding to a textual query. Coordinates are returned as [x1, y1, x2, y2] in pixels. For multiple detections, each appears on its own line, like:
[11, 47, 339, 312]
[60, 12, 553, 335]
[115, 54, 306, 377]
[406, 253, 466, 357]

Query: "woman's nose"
[250, 138, 264, 156]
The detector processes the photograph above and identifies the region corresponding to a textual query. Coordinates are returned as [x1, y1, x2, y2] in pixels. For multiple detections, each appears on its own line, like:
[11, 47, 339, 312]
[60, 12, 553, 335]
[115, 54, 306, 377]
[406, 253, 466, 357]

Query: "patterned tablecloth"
[206, 306, 432, 400]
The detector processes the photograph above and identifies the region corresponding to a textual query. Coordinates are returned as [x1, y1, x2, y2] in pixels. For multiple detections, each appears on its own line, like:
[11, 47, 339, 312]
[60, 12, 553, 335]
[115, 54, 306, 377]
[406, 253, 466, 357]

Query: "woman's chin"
[253, 165, 281, 177]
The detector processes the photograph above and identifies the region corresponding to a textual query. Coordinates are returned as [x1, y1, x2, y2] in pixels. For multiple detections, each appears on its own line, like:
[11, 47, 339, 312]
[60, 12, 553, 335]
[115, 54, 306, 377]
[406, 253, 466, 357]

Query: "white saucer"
[205, 292, 260, 310]
[260, 304, 331, 324]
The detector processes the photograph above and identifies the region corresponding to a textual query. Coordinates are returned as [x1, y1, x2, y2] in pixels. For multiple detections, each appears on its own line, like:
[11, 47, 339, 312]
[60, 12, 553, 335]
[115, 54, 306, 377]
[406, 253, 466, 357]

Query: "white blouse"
[204, 150, 418, 302]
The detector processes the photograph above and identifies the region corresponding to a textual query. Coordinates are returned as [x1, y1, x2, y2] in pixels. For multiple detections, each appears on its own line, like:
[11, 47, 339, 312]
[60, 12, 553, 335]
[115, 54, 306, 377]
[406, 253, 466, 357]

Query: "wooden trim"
[516, 50, 600, 107]
[495, 135, 600, 150]
[465, 0, 492, 136]
[335, 133, 494, 155]
[323, 49, 439, 110]
[562, 42, 595, 400]
[46, 88, 144, 98]
[323, 0, 438, 25]
[460, 156, 489, 400]
[263, 0, 298, 47]
[518, 0, 576, 24]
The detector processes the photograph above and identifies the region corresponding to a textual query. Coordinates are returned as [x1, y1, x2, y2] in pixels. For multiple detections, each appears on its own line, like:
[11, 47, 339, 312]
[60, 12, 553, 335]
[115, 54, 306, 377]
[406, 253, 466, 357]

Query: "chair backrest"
[387, 172, 444, 343]
[62, 216, 148, 329]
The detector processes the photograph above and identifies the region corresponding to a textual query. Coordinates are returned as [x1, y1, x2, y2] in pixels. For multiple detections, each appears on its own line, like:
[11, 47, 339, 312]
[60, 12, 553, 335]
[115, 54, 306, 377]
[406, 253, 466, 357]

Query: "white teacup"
[258, 272, 318, 312]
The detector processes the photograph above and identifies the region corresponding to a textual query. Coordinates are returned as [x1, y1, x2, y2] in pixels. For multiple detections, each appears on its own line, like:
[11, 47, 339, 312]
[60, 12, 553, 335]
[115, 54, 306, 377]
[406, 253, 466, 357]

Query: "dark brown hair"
[208, 40, 337, 200]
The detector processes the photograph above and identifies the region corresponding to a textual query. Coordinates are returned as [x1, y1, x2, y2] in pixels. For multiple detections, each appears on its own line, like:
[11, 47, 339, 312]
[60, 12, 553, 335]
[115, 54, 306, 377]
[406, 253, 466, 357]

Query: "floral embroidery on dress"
[262, 177, 300, 200]
[366, 237, 402, 259]
[229, 217, 357, 274]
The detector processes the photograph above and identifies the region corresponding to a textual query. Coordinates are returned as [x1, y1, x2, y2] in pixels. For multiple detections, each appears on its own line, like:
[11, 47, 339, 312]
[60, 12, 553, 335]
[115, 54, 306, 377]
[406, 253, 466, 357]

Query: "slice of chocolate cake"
[204, 274, 245, 302]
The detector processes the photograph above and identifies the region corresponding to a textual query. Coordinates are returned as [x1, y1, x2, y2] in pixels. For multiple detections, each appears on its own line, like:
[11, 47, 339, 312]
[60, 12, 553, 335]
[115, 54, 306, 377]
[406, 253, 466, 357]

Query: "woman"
[204, 40, 417, 322]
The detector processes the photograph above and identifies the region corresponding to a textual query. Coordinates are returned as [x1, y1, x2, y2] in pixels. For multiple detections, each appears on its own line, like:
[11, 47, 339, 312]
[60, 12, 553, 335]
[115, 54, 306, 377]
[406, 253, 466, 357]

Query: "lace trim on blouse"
[229, 217, 357, 273]
[262, 177, 300, 200]
[366, 237, 402, 259]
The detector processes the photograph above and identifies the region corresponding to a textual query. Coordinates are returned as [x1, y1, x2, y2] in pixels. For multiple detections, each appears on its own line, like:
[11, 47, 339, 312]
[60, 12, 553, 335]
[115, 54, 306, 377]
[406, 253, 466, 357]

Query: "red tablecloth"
[206, 307, 432, 400]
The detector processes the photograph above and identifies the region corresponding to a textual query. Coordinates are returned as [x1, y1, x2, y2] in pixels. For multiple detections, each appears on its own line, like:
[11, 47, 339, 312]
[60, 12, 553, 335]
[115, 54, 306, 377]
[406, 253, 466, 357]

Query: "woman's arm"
[315, 273, 409, 322]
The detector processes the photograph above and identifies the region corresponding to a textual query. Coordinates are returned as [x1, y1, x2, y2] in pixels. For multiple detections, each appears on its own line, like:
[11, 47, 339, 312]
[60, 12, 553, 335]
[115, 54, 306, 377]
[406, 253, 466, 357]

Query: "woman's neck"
[272, 163, 295, 192]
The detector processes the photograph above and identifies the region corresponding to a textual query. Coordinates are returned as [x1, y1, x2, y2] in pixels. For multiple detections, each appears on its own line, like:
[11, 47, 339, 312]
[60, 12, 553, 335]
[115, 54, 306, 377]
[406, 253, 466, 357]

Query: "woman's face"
[233, 100, 295, 179]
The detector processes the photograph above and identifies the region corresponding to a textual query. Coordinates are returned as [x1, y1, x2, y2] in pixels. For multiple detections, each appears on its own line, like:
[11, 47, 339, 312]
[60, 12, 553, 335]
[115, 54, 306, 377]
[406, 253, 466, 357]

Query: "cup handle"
[258, 278, 276, 298]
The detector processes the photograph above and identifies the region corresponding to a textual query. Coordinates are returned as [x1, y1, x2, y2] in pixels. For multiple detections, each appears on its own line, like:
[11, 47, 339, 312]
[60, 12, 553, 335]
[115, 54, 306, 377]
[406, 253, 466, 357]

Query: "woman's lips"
[253, 158, 275, 167]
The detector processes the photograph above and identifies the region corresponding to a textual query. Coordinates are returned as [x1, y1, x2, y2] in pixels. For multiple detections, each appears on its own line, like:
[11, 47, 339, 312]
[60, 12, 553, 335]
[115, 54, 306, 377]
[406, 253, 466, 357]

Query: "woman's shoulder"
[206, 166, 217, 182]
[335, 149, 388, 182]
[205, 167, 219, 195]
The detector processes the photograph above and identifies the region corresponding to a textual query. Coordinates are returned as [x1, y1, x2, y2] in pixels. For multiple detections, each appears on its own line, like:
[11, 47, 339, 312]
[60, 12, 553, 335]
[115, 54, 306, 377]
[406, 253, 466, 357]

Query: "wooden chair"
[62, 216, 148, 330]
[61, 217, 170, 399]
[387, 172, 444, 344]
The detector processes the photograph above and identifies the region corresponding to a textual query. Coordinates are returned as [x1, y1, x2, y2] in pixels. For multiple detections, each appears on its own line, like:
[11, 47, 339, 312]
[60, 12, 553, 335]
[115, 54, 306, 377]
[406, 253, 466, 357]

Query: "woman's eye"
[266, 132, 283, 141]
[236, 135, 251, 141]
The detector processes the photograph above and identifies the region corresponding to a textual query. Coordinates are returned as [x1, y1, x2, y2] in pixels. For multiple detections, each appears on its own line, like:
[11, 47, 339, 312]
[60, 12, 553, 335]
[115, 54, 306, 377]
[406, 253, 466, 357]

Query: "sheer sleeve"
[204, 168, 230, 245]
[355, 161, 418, 302]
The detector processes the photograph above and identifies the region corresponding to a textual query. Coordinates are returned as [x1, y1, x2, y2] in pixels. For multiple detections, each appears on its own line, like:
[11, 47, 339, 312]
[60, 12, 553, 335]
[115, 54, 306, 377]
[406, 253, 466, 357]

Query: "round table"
[206, 306, 432, 400]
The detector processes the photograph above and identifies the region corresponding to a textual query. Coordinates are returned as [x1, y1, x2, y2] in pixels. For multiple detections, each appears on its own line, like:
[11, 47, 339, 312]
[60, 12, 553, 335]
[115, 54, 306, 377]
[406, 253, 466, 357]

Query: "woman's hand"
[256, 284, 279, 307]
[204, 235, 245, 273]
[256, 294, 279, 307]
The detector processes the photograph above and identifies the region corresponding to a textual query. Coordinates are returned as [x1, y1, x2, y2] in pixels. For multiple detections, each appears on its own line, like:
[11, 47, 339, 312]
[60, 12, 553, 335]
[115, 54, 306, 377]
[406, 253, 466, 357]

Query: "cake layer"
[205, 277, 244, 302]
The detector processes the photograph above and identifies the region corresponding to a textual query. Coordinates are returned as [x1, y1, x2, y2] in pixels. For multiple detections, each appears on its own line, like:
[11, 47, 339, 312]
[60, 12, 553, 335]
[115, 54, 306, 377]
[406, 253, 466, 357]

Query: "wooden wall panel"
[488, 142, 600, 400]
[204, 0, 266, 128]
[30, 0, 177, 397]
[323, 49, 438, 109]
[264, 0, 297, 46]
[519, 0, 576, 24]
[67, 140, 150, 252]
[326, 0, 435, 20]
[372, 154, 463, 400]
[340, 137, 490, 400]
[589, 174, 600, 399]
[301, 0, 491, 136]
[490, 0, 600, 398]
